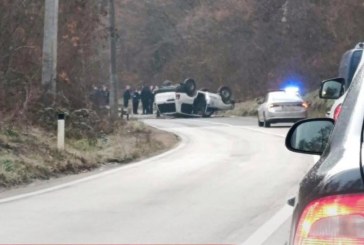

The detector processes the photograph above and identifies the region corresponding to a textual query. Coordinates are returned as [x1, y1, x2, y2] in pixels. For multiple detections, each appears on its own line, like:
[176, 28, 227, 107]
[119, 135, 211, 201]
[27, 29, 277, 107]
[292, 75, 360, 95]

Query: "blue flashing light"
[280, 76, 304, 95]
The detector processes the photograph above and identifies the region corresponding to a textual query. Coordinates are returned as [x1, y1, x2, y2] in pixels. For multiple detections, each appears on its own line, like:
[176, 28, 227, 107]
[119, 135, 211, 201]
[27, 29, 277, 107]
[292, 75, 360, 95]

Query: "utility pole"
[109, 0, 119, 119]
[41, 0, 59, 105]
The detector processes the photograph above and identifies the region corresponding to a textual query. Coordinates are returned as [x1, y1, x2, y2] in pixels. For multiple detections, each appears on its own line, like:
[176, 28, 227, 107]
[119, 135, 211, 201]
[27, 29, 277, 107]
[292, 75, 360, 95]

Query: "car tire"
[258, 117, 264, 127]
[183, 78, 197, 97]
[218, 86, 232, 104]
[263, 118, 271, 128]
[156, 110, 161, 118]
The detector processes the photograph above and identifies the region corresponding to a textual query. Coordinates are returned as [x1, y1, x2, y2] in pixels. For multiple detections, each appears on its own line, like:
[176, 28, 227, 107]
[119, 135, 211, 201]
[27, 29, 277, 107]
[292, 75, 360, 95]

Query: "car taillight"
[176, 94, 180, 100]
[294, 194, 364, 245]
[333, 104, 342, 121]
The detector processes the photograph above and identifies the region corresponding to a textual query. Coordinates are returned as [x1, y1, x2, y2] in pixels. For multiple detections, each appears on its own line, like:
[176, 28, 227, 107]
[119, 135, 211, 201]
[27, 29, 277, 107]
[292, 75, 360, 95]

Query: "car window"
[338, 49, 363, 89]
[348, 50, 363, 87]
[338, 50, 351, 81]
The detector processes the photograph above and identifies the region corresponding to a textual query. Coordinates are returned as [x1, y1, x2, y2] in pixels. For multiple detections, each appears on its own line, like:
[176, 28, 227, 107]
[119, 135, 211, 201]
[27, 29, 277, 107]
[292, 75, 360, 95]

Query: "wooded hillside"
[115, 0, 364, 98]
[1, 0, 364, 123]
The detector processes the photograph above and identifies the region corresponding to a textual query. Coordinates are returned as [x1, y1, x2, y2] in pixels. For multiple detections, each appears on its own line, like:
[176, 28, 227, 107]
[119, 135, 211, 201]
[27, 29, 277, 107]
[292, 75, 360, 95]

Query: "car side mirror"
[319, 78, 345, 99]
[285, 118, 335, 155]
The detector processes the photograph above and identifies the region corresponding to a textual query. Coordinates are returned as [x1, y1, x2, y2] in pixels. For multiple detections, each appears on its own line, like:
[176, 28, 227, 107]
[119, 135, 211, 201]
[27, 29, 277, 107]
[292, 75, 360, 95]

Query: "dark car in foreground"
[285, 62, 364, 243]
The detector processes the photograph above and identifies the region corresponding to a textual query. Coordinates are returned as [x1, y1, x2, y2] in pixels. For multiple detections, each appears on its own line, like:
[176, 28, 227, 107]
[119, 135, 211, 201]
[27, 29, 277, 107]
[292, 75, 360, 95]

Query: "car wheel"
[263, 118, 271, 128]
[218, 86, 232, 104]
[258, 117, 263, 127]
[183, 78, 197, 97]
[156, 110, 161, 118]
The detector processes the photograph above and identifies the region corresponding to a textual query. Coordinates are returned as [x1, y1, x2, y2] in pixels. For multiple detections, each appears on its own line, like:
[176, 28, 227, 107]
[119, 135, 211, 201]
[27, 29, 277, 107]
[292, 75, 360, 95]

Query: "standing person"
[90, 85, 103, 109]
[132, 89, 140, 114]
[101, 85, 110, 108]
[147, 85, 155, 114]
[123, 85, 131, 109]
[140, 85, 150, 115]
[89, 85, 99, 109]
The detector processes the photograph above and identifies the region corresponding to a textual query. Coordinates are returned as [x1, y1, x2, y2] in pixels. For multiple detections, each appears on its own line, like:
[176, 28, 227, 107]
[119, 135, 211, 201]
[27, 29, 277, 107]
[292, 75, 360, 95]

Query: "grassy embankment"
[224, 89, 334, 118]
[0, 119, 178, 189]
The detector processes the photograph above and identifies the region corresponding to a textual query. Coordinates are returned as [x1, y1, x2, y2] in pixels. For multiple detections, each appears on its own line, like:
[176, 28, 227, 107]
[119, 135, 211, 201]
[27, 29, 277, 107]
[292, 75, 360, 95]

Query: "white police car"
[257, 88, 308, 127]
[154, 78, 234, 118]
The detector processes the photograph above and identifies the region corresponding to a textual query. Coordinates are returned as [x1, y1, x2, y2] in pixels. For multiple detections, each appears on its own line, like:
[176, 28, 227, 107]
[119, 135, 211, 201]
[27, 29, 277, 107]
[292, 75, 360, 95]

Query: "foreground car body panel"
[287, 59, 364, 244]
[326, 91, 345, 119]
[290, 158, 364, 243]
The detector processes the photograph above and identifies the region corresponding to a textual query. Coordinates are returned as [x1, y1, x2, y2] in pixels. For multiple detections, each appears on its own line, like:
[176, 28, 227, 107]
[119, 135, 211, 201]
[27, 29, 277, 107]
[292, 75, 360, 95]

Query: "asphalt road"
[0, 117, 314, 244]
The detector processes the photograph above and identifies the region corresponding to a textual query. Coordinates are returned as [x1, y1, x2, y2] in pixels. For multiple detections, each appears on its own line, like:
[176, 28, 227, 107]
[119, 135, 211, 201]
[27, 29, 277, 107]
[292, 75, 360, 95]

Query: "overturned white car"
[154, 78, 234, 117]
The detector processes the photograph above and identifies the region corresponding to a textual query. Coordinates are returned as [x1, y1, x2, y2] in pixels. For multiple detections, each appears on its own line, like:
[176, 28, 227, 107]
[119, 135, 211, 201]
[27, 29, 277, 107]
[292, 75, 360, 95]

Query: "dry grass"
[303, 89, 334, 118]
[0, 121, 178, 188]
[220, 98, 261, 117]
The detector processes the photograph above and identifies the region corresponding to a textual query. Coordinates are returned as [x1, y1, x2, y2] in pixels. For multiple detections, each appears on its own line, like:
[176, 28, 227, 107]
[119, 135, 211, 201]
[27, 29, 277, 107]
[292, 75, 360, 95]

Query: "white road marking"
[241, 205, 293, 245]
[0, 132, 187, 204]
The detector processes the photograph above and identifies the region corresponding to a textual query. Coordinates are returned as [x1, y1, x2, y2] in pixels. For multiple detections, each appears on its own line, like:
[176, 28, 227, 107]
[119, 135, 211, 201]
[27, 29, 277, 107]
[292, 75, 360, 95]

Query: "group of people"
[89, 84, 158, 115]
[123, 85, 157, 115]
[89, 85, 110, 109]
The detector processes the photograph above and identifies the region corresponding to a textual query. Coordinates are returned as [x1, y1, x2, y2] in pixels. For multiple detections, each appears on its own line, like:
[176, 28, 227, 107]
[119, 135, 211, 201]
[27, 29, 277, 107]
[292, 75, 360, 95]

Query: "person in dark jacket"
[147, 85, 155, 114]
[101, 85, 109, 107]
[132, 89, 140, 114]
[123, 85, 131, 109]
[90, 85, 99, 108]
[140, 85, 151, 115]
[90, 85, 104, 109]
